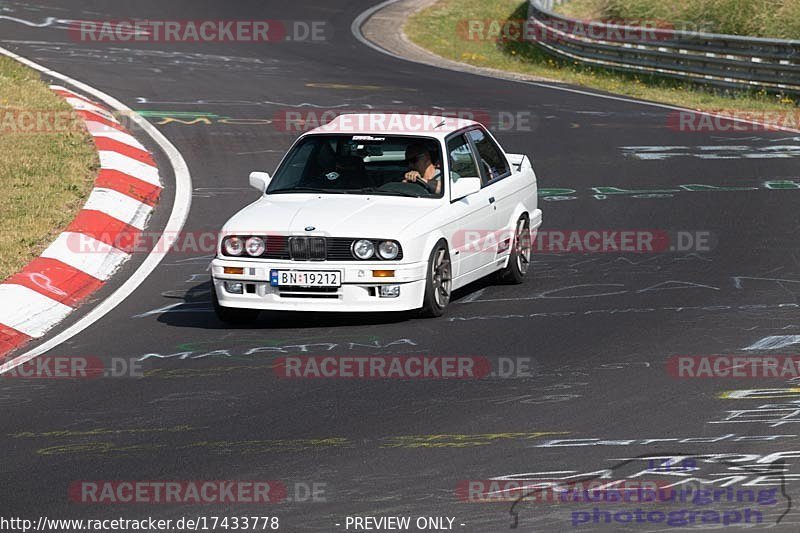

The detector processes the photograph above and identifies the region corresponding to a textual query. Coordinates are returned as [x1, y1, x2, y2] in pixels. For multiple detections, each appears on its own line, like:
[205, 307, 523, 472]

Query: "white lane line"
[99, 151, 160, 185]
[82, 187, 154, 230]
[0, 285, 73, 337]
[0, 45, 192, 375]
[40, 232, 129, 281]
[350, 0, 800, 135]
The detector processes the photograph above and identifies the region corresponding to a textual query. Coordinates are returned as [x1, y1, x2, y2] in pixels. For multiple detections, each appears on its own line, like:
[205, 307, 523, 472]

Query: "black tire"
[419, 241, 452, 318]
[498, 214, 532, 284]
[212, 282, 259, 324]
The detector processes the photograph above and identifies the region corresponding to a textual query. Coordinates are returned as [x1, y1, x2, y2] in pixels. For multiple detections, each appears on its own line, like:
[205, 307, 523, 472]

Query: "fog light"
[379, 285, 401, 298]
[224, 281, 244, 294]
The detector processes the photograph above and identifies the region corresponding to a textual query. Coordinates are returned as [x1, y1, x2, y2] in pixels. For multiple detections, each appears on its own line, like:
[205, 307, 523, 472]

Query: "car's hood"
[222, 194, 443, 238]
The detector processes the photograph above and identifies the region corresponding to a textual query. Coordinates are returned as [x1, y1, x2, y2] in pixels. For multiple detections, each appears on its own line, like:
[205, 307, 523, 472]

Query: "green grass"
[557, 0, 800, 39]
[0, 56, 98, 281]
[405, 0, 799, 112]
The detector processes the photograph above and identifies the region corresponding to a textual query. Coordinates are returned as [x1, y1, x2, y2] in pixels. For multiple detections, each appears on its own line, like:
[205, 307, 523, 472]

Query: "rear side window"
[468, 128, 510, 184]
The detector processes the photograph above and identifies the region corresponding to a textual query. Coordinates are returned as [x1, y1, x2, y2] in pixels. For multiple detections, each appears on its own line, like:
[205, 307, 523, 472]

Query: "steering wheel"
[406, 177, 433, 194]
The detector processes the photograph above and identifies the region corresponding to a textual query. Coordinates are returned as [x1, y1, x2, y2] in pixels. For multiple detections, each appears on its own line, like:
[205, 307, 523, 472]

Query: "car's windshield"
[267, 134, 444, 198]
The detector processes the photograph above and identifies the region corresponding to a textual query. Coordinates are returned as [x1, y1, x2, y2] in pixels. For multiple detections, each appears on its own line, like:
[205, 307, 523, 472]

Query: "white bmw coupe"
[211, 114, 541, 322]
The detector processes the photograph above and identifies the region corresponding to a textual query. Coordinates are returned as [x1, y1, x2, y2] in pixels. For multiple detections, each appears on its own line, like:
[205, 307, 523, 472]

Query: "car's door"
[445, 132, 496, 279]
[466, 127, 515, 261]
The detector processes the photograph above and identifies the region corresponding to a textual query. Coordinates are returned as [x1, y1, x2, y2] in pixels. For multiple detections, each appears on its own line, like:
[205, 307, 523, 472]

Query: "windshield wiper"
[269, 187, 347, 194]
[360, 187, 422, 198]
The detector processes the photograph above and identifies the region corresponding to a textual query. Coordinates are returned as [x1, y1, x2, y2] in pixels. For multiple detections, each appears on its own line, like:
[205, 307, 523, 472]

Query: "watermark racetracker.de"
[2, 356, 142, 379]
[272, 108, 538, 133]
[273, 356, 537, 379]
[454, 229, 715, 254]
[69, 20, 329, 43]
[669, 356, 800, 379]
[68, 480, 326, 504]
[457, 18, 714, 43]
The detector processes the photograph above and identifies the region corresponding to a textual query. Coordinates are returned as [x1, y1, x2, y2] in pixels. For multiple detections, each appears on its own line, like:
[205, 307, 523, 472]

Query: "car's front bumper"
[211, 258, 428, 312]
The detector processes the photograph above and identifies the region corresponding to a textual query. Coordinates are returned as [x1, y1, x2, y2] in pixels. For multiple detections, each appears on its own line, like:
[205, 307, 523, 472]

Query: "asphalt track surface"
[2, 1, 800, 531]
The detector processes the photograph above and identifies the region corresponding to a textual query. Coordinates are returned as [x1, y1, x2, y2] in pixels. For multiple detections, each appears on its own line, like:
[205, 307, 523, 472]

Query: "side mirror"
[249, 171, 271, 193]
[450, 177, 481, 201]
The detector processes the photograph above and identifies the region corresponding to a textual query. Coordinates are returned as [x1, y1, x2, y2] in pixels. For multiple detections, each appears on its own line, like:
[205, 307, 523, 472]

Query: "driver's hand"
[403, 171, 421, 183]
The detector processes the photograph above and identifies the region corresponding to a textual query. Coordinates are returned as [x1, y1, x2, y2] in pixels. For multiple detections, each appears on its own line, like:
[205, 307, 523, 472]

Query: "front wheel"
[498, 215, 532, 284]
[419, 241, 452, 318]
[212, 281, 259, 324]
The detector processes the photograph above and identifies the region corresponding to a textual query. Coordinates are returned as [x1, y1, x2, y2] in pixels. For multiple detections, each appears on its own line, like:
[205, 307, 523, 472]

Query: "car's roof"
[304, 113, 482, 139]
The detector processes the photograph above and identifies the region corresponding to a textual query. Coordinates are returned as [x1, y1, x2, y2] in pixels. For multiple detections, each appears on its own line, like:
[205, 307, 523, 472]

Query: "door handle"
[489, 197, 496, 204]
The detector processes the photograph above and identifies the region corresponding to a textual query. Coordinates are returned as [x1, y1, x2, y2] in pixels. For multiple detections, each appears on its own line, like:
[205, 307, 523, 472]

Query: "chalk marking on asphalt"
[719, 388, 800, 399]
[145, 365, 270, 379]
[0, 16, 76, 29]
[305, 82, 409, 91]
[132, 302, 211, 318]
[11, 424, 204, 439]
[28, 431, 568, 456]
[133, 97, 352, 108]
[743, 335, 800, 351]
[37, 442, 167, 456]
[458, 288, 486, 304]
[174, 333, 383, 351]
[447, 301, 800, 322]
[0, 46, 192, 375]
[379, 431, 569, 448]
[732, 276, 800, 290]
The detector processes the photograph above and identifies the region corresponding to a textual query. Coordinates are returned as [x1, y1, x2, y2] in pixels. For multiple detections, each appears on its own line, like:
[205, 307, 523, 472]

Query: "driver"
[402, 143, 441, 195]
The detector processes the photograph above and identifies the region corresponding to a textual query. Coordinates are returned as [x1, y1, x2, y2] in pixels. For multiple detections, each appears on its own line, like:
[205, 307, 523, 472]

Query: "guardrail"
[528, 0, 800, 95]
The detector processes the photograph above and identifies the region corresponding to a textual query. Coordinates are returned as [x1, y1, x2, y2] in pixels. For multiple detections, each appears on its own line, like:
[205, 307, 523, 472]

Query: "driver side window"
[447, 135, 479, 184]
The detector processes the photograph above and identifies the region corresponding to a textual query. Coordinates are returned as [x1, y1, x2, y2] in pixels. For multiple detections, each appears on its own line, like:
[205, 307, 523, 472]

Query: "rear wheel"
[419, 241, 452, 318]
[498, 214, 532, 284]
[212, 281, 259, 324]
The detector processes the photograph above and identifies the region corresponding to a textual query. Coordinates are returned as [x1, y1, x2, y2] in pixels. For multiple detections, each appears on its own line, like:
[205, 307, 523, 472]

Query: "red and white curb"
[0, 86, 163, 358]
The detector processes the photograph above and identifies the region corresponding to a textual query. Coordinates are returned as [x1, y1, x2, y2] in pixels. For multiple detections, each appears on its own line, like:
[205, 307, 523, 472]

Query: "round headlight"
[352, 239, 375, 260]
[245, 236, 266, 257]
[378, 241, 399, 260]
[223, 236, 244, 256]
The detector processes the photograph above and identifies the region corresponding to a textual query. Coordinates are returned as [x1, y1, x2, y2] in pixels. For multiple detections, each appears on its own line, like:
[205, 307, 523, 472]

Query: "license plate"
[270, 270, 341, 287]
